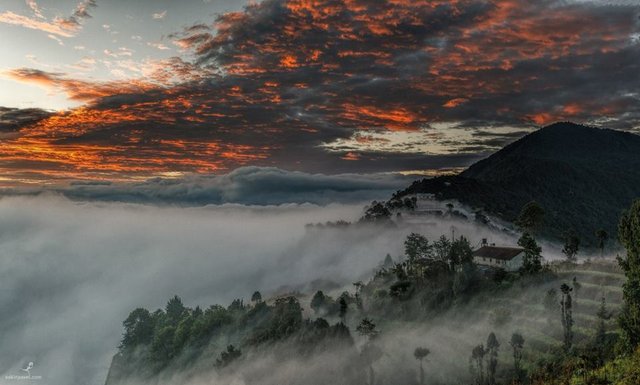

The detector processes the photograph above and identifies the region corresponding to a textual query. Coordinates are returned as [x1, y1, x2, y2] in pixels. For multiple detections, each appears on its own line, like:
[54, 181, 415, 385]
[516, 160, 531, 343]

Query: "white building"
[472, 246, 525, 272]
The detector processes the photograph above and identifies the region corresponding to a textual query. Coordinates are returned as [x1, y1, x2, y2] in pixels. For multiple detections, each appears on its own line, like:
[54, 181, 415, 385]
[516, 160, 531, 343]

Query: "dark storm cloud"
[2, 0, 639, 182]
[0, 107, 52, 133]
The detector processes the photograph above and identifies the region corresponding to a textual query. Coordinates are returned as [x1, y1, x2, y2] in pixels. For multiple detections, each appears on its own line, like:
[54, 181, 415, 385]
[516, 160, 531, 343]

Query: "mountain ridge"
[397, 122, 640, 244]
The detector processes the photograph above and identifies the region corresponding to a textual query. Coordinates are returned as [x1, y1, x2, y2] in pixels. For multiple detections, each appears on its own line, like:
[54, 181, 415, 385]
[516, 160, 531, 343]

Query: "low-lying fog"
[0, 194, 523, 385]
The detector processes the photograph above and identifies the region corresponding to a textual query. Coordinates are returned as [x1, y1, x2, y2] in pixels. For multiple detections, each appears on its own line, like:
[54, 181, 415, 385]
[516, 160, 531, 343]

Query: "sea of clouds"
[0, 168, 525, 385]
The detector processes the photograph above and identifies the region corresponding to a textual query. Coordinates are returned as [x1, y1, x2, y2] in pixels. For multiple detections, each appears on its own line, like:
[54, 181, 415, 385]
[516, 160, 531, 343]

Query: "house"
[472, 245, 525, 272]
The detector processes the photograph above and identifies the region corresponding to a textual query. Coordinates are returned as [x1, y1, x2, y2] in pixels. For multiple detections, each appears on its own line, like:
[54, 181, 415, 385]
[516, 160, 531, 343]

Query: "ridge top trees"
[121, 308, 154, 351]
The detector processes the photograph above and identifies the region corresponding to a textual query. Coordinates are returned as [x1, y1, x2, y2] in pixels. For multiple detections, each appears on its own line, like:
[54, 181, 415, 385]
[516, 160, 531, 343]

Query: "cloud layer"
[0, 194, 520, 385]
[0, 166, 413, 205]
[0, 0, 97, 37]
[1, 0, 639, 182]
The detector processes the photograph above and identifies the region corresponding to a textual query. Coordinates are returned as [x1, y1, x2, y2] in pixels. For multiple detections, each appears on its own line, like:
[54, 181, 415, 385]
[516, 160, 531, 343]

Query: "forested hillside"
[397, 123, 640, 245]
[105, 199, 640, 385]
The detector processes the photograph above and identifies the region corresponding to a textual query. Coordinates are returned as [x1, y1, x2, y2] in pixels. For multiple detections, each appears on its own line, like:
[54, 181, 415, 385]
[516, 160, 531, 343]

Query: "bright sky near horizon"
[0, 0, 247, 110]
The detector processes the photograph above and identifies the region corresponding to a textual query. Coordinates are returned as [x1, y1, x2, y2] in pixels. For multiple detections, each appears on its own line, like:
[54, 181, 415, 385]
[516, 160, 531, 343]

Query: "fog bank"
[0, 194, 519, 385]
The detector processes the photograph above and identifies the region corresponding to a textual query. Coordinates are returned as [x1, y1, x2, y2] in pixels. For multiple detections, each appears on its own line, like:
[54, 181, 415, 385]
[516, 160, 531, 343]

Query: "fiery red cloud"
[1, 0, 639, 184]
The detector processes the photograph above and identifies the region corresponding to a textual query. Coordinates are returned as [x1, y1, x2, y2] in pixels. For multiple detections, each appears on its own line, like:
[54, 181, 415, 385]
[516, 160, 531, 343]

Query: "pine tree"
[470, 344, 486, 385]
[562, 230, 580, 263]
[595, 229, 609, 258]
[414, 347, 430, 385]
[518, 232, 542, 274]
[560, 283, 574, 351]
[486, 332, 500, 385]
[509, 333, 525, 378]
[339, 296, 348, 324]
[595, 295, 611, 364]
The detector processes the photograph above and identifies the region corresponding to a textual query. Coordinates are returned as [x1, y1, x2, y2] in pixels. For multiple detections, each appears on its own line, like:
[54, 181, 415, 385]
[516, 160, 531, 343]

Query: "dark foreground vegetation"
[106, 199, 640, 385]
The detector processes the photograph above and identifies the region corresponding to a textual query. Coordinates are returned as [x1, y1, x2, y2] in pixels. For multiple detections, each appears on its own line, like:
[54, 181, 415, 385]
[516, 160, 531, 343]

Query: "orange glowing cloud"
[5, 68, 157, 102]
[0, 0, 638, 183]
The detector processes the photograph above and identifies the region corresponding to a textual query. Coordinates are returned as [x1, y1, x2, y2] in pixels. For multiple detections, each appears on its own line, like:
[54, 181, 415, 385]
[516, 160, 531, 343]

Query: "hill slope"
[399, 122, 640, 244]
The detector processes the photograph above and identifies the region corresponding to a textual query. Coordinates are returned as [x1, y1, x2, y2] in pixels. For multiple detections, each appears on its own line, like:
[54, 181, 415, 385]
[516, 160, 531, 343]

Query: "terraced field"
[500, 261, 624, 365]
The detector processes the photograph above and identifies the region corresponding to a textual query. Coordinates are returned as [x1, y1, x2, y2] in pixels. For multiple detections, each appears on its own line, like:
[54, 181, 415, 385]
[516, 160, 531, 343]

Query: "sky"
[0, 0, 639, 185]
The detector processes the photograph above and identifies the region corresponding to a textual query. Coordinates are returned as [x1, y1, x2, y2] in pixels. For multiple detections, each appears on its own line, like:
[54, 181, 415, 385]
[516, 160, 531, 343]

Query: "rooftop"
[473, 246, 524, 261]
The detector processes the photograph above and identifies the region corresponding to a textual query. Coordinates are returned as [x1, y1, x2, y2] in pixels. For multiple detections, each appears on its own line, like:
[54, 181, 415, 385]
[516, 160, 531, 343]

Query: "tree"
[595, 229, 609, 258]
[357, 318, 381, 385]
[356, 318, 379, 341]
[516, 201, 545, 234]
[382, 254, 394, 268]
[595, 295, 612, 364]
[228, 298, 244, 312]
[518, 232, 543, 274]
[165, 295, 187, 326]
[150, 325, 177, 364]
[362, 201, 392, 222]
[509, 333, 525, 378]
[486, 332, 500, 385]
[617, 199, 640, 353]
[120, 308, 154, 351]
[414, 347, 431, 385]
[433, 235, 452, 264]
[339, 296, 348, 324]
[562, 230, 580, 263]
[404, 233, 432, 280]
[173, 314, 195, 352]
[560, 283, 574, 351]
[310, 290, 328, 314]
[353, 281, 364, 310]
[405, 233, 431, 259]
[215, 345, 241, 368]
[251, 291, 262, 304]
[470, 344, 486, 385]
[448, 236, 474, 270]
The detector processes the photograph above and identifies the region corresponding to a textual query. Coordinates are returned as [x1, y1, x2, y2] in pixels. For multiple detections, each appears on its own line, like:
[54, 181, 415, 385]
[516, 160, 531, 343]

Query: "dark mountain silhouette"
[398, 122, 640, 244]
